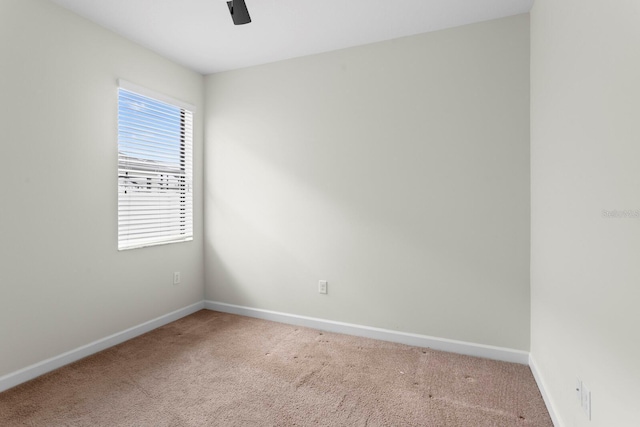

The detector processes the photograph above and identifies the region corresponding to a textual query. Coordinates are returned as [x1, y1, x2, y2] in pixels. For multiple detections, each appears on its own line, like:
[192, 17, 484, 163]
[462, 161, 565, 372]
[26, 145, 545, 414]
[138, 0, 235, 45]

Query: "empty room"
[0, 0, 637, 426]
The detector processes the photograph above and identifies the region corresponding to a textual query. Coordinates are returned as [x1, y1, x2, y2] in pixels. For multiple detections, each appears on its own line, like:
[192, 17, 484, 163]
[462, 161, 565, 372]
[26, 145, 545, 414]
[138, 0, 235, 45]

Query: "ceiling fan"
[227, 0, 251, 25]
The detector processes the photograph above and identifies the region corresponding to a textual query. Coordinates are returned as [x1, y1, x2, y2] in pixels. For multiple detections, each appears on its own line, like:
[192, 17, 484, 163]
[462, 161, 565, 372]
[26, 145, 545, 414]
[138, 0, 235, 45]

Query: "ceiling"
[49, 0, 533, 75]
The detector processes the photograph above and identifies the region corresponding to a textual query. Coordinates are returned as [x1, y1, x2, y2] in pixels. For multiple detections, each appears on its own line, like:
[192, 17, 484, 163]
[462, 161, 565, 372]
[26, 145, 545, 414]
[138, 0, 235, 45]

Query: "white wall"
[205, 15, 530, 350]
[0, 0, 204, 378]
[530, 0, 640, 426]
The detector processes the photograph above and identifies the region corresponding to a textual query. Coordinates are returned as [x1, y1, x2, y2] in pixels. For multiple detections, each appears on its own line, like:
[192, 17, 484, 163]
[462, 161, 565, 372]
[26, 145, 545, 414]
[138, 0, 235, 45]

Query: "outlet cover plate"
[581, 384, 591, 420]
[318, 280, 328, 294]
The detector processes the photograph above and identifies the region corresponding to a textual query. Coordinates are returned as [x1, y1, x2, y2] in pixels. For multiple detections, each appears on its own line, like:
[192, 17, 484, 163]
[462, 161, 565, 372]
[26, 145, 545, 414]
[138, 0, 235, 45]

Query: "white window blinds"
[117, 82, 194, 250]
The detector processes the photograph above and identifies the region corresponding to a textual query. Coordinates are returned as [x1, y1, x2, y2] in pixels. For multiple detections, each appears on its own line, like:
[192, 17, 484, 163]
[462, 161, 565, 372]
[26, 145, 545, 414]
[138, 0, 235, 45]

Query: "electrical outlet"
[173, 272, 181, 285]
[575, 378, 582, 403]
[318, 280, 328, 294]
[576, 378, 592, 421]
[581, 383, 591, 420]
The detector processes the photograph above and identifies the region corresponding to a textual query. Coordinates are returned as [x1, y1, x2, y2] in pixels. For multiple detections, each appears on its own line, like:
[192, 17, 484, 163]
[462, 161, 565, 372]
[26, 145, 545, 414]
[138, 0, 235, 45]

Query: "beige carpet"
[0, 310, 552, 426]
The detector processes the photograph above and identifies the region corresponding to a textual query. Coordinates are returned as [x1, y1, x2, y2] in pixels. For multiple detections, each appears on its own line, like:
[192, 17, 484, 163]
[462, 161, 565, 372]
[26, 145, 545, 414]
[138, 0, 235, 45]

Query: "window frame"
[117, 80, 195, 251]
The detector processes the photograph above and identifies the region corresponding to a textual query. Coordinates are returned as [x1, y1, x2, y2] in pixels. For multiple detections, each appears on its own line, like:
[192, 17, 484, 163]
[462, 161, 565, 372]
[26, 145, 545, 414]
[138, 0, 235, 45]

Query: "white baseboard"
[0, 301, 204, 393]
[529, 354, 562, 427]
[1, 299, 543, 402]
[204, 301, 529, 365]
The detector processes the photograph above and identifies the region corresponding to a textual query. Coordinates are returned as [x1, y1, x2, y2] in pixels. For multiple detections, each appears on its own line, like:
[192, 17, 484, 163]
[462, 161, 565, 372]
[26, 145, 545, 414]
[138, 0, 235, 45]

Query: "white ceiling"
[49, 0, 533, 75]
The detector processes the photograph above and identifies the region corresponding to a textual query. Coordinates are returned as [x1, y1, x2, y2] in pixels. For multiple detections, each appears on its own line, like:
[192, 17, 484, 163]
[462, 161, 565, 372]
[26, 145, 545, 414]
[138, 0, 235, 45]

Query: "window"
[117, 81, 193, 250]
